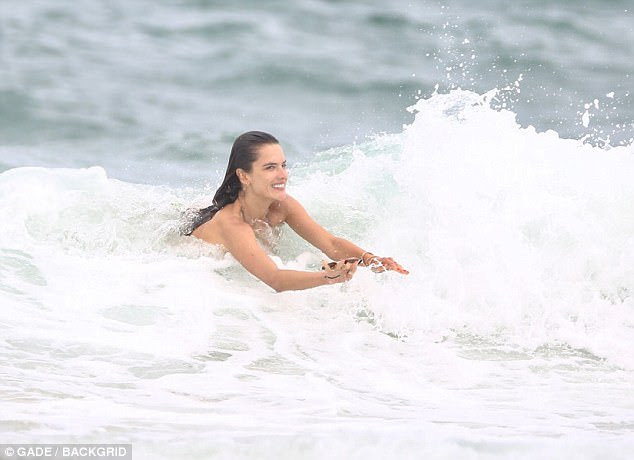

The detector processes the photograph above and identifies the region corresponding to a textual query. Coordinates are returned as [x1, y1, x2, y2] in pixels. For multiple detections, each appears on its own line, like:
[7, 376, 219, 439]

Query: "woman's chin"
[271, 188, 287, 199]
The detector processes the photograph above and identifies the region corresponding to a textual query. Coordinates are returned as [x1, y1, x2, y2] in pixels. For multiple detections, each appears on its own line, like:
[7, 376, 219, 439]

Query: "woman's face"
[241, 143, 288, 201]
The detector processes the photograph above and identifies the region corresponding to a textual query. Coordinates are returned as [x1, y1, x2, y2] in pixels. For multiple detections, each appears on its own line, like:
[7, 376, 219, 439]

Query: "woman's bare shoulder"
[278, 194, 302, 215]
[193, 203, 247, 243]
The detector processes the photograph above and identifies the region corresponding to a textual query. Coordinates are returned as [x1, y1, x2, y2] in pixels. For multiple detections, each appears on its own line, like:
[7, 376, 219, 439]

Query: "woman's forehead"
[255, 143, 285, 163]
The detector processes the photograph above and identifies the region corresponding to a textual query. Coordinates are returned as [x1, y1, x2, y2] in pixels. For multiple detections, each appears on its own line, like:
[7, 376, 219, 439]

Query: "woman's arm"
[283, 196, 362, 259]
[284, 196, 409, 274]
[219, 216, 357, 292]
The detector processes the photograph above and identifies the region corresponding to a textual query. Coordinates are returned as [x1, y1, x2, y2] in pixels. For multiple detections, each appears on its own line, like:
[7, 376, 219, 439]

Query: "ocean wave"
[1, 89, 633, 370]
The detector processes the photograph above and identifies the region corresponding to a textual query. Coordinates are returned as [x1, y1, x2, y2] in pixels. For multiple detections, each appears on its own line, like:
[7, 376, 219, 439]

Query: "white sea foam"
[1, 89, 633, 459]
[291, 89, 634, 367]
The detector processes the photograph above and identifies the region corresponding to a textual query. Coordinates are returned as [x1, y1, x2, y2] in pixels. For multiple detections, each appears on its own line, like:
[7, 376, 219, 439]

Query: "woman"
[184, 131, 408, 292]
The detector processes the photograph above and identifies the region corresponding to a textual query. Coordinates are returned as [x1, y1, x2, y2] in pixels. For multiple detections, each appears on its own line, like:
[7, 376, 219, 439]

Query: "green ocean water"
[1, 0, 632, 185]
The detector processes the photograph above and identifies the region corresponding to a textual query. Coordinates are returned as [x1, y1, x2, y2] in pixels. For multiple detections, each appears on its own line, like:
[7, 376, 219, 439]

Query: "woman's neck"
[238, 190, 272, 224]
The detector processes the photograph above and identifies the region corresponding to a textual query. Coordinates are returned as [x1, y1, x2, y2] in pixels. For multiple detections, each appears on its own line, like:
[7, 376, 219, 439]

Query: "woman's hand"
[364, 255, 409, 275]
[321, 258, 360, 284]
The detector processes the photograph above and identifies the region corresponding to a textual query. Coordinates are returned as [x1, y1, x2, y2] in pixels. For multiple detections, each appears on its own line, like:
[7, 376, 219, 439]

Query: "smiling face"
[238, 143, 288, 201]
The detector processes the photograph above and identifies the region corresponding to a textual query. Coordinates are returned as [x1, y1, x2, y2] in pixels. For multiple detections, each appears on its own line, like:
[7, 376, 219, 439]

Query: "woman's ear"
[236, 168, 249, 186]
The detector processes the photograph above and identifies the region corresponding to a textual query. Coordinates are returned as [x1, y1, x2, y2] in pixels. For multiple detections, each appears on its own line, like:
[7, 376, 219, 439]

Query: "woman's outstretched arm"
[219, 215, 358, 292]
[283, 196, 408, 274]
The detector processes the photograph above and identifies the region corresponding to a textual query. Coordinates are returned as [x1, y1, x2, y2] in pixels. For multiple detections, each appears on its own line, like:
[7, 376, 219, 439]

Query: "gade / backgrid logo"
[1, 444, 132, 459]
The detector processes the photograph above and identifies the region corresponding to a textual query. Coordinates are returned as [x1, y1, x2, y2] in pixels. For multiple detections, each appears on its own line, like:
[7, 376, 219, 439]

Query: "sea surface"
[1, 1, 633, 459]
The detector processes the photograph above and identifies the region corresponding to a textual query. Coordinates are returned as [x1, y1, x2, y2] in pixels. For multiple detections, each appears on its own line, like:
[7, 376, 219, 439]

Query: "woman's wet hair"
[182, 131, 279, 235]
